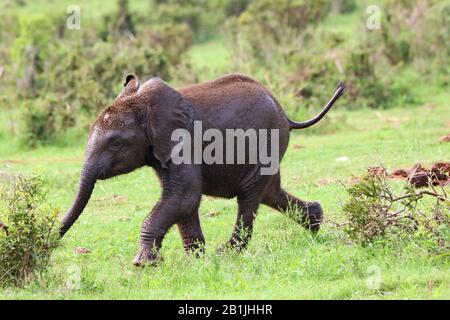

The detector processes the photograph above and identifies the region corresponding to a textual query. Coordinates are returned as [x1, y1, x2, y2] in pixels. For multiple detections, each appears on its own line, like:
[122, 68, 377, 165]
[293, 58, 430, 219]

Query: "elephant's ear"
[147, 80, 193, 168]
[117, 74, 140, 100]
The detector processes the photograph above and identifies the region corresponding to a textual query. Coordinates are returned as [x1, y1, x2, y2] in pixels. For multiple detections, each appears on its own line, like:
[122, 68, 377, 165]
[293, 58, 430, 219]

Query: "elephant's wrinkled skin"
[60, 73, 345, 266]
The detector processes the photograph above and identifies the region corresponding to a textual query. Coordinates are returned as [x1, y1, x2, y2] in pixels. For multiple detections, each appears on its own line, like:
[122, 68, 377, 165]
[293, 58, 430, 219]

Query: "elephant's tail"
[288, 83, 345, 130]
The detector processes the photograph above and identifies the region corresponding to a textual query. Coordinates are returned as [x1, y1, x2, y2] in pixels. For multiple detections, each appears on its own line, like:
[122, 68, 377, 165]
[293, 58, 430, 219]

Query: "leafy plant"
[340, 171, 449, 252]
[0, 174, 60, 287]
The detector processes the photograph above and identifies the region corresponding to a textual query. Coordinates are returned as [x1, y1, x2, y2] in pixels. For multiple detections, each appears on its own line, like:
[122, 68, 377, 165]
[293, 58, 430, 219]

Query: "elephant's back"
[179, 73, 290, 134]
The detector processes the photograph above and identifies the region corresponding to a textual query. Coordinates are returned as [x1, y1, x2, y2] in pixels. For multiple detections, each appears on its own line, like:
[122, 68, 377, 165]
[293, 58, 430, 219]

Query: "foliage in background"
[150, 0, 225, 41]
[2, 0, 195, 148]
[380, 0, 450, 85]
[1, 0, 449, 145]
[225, 0, 449, 115]
[0, 174, 60, 287]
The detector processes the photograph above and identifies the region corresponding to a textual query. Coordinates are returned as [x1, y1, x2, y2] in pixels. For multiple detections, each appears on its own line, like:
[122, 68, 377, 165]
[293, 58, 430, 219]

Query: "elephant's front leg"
[133, 164, 202, 267]
[133, 199, 179, 266]
[177, 212, 205, 257]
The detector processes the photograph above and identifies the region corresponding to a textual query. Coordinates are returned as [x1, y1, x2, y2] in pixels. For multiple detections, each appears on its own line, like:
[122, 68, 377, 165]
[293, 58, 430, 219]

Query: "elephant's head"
[60, 74, 194, 236]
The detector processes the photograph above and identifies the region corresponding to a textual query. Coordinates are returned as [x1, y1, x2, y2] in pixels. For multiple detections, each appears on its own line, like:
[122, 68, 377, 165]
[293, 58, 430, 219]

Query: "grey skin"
[60, 73, 345, 266]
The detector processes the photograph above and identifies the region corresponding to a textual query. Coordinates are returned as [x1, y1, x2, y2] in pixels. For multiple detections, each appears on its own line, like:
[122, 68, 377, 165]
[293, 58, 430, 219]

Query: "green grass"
[0, 0, 449, 300]
[189, 36, 231, 73]
[0, 93, 449, 299]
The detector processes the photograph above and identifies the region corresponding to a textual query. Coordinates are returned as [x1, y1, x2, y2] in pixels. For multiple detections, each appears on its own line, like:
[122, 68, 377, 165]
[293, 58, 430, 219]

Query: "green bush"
[229, 0, 330, 63]
[152, 0, 223, 41]
[21, 95, 75, 147]
[0, 174, 60, 287]
[379, 0, 449, 68]
[222, 0, 253, 16]
[225, 0, 429, 112]
[8, 0, 194, 148]
[330, 0, 356, 14]
[341, 172, 449, 252]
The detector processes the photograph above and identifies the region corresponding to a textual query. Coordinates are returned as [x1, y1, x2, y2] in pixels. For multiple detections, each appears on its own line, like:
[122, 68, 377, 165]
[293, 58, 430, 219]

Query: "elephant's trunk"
[59, 163, 96, 237]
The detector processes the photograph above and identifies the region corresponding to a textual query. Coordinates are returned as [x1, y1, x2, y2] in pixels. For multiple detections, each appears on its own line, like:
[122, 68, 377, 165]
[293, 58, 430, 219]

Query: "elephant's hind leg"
[262, 173, 323, 232]
[220, 171, 272, 252]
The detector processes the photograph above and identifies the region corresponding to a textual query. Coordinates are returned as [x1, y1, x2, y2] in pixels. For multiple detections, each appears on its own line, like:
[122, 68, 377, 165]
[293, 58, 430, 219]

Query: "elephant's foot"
[133, 246, 162, 267]
[304, 201, 323, 232]
[217, 239, 247, 254]
[184, 244, 206, 259]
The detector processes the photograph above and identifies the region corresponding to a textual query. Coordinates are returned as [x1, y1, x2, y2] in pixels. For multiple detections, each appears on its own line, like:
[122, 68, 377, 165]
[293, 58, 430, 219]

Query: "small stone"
[316, 178, 333, 186]
[113, 195, 128, 203]
[75, 247, 91, 254]
[205, 211, 219, 218]
[335, 156, 349, 163]
[439, 134, 450, 143]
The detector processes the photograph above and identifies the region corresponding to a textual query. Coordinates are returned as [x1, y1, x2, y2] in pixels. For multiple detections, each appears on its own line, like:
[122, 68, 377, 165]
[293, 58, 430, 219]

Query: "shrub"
[111, 0, 135, 38]
[10, 0, 195, 147]
[330, 0, 356, 14]
[143, 23, 193, 66]
[378, 0, 450, 69]
[10, 14, 57, 96]
[152, 0, 222, 41]
[340, 171, 449, 252]
[229, 0, 330, 64]
[222, 0, 253, 17]
[0, 174, 60, 287]
[225, 0, 405, 111]
[21, 95, 75, 147]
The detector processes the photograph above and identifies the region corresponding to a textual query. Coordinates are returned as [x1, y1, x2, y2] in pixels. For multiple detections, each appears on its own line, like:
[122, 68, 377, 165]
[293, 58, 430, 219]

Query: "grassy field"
[0, 0, 449, 300]
[0, 82, 448, 299]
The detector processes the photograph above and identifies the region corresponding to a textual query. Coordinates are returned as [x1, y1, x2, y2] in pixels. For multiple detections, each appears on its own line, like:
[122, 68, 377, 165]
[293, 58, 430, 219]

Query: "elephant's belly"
[200, 163, 261, 199]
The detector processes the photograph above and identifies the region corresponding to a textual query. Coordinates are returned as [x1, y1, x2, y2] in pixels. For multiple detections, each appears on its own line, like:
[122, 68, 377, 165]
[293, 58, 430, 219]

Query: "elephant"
[60, 73, 345, 266]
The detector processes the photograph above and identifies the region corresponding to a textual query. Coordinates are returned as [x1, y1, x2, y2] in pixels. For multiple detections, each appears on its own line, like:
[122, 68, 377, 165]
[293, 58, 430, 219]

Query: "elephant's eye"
[111, 138, 123, 148]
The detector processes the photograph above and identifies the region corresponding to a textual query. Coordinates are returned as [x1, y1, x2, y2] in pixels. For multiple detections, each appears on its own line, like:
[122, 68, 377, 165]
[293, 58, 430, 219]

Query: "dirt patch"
[439, 133, 450, 143]
[391, 168, 409, 179]
[94, 194, 128, 203]
[75, 247, 91, 254]
[315, 178, 334, 186]
[368, 162, 450, 188]
[367, 166, 388, 177]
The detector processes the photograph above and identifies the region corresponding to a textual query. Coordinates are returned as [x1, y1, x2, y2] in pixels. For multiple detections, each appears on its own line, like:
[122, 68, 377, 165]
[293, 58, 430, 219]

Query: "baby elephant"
[60, 73, 345, 266]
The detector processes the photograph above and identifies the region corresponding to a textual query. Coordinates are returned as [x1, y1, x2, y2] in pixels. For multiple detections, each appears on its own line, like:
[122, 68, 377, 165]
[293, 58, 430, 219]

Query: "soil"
[439, 134, 450, 143]
[370, 162, 450, 188]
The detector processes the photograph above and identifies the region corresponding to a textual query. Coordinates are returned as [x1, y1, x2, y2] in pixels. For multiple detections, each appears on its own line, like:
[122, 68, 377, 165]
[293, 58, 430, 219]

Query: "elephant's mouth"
[96, 167, 111, 180]
[97, 173, 108, 180]
[97, 164, 138, 180]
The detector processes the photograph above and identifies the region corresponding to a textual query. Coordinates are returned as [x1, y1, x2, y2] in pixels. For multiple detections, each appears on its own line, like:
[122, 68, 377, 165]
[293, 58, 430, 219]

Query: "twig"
[391, 190, 447, 203]
[0, 223, 8, 236]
